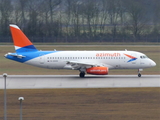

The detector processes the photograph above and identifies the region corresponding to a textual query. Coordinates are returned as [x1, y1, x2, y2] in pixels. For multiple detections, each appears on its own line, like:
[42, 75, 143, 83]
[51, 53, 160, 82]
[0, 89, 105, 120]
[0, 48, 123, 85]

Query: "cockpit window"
[140, 55, 148, 59]
[144, 56, 148, 58]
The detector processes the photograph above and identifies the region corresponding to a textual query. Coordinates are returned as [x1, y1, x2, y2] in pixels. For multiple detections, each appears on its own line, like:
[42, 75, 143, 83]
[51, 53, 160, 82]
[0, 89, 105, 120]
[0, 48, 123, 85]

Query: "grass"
[0, 45, 159, 75]
[0, 88, 159, 120]
[0, 44, 159, 120]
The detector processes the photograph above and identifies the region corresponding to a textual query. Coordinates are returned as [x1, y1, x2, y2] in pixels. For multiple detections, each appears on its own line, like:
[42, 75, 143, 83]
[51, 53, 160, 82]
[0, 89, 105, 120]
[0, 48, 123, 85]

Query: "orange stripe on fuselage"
[10, 26, 33, 47]
[124, 54, 135, 59]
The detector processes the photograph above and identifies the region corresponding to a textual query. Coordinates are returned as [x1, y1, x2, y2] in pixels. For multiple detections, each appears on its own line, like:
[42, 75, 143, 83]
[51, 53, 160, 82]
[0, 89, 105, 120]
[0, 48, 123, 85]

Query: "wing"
[65, 61, 113, 70]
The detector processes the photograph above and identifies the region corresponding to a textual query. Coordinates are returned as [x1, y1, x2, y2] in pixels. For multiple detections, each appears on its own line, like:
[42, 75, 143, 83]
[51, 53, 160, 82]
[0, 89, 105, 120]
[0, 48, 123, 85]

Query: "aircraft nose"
[150, 60, 156, 67]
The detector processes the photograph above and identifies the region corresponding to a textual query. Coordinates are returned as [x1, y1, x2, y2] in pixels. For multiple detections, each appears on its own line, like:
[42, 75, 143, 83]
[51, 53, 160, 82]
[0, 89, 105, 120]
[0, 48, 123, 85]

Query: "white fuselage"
[25, 51, 156, 70]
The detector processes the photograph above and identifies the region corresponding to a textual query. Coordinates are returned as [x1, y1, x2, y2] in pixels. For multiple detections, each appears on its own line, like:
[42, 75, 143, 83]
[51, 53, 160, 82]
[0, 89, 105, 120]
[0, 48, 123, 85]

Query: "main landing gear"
[79, 72, 85, 78]
[138, 69, 143, 77]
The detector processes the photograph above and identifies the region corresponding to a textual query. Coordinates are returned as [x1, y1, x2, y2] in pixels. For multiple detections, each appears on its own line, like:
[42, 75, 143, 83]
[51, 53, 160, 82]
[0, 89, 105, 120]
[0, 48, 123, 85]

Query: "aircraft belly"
[25, 59, 46, 68]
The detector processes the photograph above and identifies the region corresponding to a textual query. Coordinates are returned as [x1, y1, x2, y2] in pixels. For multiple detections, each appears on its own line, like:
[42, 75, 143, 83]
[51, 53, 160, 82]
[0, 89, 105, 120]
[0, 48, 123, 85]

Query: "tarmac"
[0, 75, 159, 89]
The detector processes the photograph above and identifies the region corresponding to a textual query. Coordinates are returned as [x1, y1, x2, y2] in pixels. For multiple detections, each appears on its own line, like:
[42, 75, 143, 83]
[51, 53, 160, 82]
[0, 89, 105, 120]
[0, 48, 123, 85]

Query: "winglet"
[9, 24, 37, 53]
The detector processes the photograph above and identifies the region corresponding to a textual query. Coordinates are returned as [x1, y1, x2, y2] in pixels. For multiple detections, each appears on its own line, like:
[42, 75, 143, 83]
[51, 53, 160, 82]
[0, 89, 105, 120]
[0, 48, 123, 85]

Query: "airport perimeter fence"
[0, 36, 160, 44]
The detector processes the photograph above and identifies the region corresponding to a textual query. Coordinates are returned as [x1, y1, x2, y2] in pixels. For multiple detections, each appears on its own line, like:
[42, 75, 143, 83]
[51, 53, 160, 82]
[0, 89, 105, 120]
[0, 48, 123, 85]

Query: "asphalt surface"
[0, 75, 159, 89]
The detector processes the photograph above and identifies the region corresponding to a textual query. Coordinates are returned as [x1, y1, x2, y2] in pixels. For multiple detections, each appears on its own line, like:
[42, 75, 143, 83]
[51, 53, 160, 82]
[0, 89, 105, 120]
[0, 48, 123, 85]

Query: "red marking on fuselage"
[96, 53, 121, 57]
[124, 54, 136, 59]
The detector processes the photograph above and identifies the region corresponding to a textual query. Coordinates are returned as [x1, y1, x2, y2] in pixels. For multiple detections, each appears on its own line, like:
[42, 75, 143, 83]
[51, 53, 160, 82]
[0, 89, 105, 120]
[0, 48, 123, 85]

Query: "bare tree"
[40, 0, 61, 38]
[99, 0, 108, 35]
[65, 0, 84, 42]
[24, 0, 41, 38]
[124, 0, 147, 41]
[71, 1, 81, 38]
[106, 0, 122, 41]
[82, 0, 100, 39]
[17, 0, 29, 30]
[0, 0, 12, 36]
[64, 0, 72, 42]
[152, 0, 160, 35]
[0, 0, 159, 43]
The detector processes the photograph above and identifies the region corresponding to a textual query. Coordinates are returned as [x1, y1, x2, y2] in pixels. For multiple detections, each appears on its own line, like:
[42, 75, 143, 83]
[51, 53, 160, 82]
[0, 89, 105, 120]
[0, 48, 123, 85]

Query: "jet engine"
[86, 67, 108, 75]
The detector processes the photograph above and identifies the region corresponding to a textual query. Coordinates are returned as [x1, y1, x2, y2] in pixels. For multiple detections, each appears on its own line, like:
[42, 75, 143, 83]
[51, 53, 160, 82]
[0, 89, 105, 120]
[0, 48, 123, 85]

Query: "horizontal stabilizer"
[5, 53, 26, 59]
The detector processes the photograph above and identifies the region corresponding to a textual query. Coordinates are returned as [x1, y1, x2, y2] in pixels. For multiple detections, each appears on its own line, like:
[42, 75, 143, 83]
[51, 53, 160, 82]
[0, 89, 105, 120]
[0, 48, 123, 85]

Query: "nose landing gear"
[138, 73, 141, 77]
[138, 69, 143, 77]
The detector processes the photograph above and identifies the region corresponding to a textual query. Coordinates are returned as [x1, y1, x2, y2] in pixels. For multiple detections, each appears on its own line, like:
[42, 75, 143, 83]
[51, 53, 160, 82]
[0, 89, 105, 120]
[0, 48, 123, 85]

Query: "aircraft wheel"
[138, 73, 141, 77]
[79, 72, 85, 78]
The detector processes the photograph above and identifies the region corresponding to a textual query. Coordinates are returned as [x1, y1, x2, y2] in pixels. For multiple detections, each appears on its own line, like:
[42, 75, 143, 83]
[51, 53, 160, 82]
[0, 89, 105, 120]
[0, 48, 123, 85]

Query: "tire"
[138, 73, 141, 77]
[79, 72, 85, 78]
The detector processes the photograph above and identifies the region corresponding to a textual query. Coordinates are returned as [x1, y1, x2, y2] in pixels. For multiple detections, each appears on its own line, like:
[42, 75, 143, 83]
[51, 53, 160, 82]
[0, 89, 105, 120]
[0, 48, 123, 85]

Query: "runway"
[0, 75, 160, 89]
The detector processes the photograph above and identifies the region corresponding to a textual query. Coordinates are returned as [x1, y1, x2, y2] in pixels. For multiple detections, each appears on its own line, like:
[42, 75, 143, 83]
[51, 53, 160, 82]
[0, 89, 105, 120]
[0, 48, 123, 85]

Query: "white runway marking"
[0, 75, 160, 89]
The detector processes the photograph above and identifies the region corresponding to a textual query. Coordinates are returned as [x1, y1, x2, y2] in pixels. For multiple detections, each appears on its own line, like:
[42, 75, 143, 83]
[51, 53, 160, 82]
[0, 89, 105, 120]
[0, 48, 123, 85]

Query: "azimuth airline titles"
[4, 24, 156, 77]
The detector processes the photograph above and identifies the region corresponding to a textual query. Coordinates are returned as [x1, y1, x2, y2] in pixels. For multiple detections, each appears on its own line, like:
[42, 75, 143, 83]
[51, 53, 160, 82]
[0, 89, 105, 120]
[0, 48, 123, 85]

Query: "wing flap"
[67, 61, 97, 66]
[66, 61, 112, 70]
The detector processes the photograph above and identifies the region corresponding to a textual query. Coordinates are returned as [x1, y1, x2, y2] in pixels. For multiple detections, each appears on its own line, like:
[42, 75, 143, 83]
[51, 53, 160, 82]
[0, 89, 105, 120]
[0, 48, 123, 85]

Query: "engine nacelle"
[86, 67, 108, 75]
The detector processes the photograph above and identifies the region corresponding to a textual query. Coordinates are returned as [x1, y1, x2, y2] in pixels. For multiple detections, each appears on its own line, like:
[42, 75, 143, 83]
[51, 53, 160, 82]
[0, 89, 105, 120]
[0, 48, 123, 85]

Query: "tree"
[0, 0, 12, 36]
[106, 0, 120, 41]
[18, 0, 28, 30]
[82, 0, 100, 39]
[124, 0, 147, 41]
[152, 0, 160, 35]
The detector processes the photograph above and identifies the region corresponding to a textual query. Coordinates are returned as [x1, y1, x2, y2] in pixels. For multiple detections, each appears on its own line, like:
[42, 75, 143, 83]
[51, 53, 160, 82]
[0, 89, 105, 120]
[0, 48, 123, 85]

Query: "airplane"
[4, 24, 156, 77]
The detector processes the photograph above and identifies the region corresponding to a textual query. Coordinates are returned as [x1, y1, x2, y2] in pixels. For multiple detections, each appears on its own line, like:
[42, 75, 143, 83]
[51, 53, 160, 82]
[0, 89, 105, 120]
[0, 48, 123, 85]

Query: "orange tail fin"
[9, 24, 37, 53]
